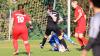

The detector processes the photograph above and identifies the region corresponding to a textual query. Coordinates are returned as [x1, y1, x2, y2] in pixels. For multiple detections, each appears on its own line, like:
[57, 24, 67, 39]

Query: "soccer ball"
[59, 45, 66, 52]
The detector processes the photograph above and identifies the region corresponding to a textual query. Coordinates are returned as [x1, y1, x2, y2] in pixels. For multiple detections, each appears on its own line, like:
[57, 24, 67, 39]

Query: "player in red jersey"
[71, 1, 88, 50]
[11, 4, 32, 56]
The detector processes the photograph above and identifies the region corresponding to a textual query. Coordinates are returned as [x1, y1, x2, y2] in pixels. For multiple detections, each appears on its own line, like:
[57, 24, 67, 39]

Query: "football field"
[0, 40, 92, 56]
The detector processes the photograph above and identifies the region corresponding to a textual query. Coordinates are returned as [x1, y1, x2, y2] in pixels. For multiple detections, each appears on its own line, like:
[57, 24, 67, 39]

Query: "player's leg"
[77, 37, 85, 50]
[78, 23, 88, 46]
[40, 35, 48, 48]
[49, 34, 59, 51]
[53, 27, 68, 51]
[21, 30, 30, 56]
[40, 28, 51, 48]
[75, 32, 85, 50]
[13, 39, 19, 55]
[50, 42, 59, 51]
[78, 33, 88, 46]
[12, 30, 19, 55]
[75, 33, 83, 46]
[60, 39, 69, 51]
[24, 41, 30, 56]
[59, 44, 66, 52]
[52, 34, 60, 45]
[63, 33, 76, 44]
[77, 37, 84, 46]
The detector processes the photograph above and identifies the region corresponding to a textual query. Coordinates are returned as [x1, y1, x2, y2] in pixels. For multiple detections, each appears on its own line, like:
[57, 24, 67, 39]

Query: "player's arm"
[74, 9, 82, 22]
[58, 16, 63, 24]
[28, 21, 32, 25]
[27, 14, 32, 26]
[47, 10, 57, 22]
[27, 15, 33, 30]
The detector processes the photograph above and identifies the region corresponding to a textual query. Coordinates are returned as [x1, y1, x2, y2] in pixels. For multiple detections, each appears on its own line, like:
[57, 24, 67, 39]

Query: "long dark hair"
[47, 4, 53, 11]
[18, 4, 24, 10]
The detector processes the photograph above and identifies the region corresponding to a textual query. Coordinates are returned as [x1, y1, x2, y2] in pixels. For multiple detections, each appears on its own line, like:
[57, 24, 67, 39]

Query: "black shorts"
[45, 25, 61, 36]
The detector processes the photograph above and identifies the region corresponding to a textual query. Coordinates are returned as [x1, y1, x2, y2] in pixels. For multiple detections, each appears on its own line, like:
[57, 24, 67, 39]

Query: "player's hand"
[81, 49, 87, 56]
[73, 20, 77, 22]
[57, 18, 63, 24]
[57, 21, 61, 24]
[29, 25, 33, 31]
[47, 9, 51, 14]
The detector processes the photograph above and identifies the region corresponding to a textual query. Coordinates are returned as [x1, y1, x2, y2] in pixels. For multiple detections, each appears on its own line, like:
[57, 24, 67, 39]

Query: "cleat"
[27, 52, 31, 56]
[65, 48, 70, 52]
[40, 43, 44, 49]
[13, 50, 19, 55]
[77, 46, 85, 51]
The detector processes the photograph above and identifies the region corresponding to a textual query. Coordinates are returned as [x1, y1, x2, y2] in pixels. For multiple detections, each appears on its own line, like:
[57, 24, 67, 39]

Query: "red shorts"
[12, 26, 28, 41]
[75, 25, 86, 33]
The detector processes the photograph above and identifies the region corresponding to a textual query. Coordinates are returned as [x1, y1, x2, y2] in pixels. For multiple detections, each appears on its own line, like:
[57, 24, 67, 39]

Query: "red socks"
[80, 37, 88, 46]
[77, 38, 84, 46]
[25, 43, 30, 53]
[77, 37, 88, 46]
[13, 39, 18, 51]
[13, 39, 30, 53]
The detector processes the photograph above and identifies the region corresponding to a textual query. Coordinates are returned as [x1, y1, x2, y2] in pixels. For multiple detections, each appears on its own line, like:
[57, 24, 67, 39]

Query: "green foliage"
[0, 0, 9, 40]
[43, 0, 54, 6]
[0, 0, 8, 10]
[56, 2, 65, 17]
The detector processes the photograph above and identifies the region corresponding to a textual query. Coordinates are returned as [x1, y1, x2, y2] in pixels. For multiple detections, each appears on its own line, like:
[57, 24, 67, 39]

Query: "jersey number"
[17, 16, 24, 23]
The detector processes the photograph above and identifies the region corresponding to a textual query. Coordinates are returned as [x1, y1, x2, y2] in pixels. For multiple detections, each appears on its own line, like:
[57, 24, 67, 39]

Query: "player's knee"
[13, 39, 18, 42]
[44, 35, 48, 38]
[79, 34, 83, 38]
[24, 41, 29, 44]
[75, 33, 78, 37]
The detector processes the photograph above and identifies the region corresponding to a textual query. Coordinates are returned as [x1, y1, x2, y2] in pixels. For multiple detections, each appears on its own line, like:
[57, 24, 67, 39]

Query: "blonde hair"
[72, 1, 78, 5]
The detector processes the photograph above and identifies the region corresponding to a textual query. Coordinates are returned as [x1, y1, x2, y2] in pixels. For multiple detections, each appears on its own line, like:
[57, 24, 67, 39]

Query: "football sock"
[25, 43, 30, 53]
[13, 39, 18, 51]
[80, 37, 88, 46]
[60, 39, 68, 49]
[77, 38, 84, 46]
[41, 38, 47, 46]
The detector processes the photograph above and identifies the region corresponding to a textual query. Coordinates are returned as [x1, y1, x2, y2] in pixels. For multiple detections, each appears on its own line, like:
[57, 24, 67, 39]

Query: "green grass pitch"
[0, 40, 92, 56]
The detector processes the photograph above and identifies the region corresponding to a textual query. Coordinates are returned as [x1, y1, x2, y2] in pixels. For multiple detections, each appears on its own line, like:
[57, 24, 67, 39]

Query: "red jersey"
[74, 6, 86, 33]
[12, 10, 30, 28]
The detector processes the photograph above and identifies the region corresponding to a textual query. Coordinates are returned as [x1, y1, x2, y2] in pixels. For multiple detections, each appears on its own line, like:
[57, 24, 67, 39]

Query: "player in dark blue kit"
[49, 33, 60, 51]
[49, 30, 77, 52]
